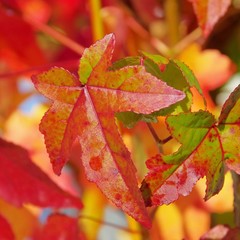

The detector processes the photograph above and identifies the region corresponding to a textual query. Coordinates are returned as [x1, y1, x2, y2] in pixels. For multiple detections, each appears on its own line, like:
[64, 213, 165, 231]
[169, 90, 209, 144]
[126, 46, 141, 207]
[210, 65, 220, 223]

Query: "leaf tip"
[52, 158, 64, 176]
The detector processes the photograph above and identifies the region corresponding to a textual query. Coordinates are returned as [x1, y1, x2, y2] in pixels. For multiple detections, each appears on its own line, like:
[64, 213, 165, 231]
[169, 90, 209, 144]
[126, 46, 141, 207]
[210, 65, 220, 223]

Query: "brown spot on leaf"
[115, 193, 122, 201]
[89, 156, 102, 171]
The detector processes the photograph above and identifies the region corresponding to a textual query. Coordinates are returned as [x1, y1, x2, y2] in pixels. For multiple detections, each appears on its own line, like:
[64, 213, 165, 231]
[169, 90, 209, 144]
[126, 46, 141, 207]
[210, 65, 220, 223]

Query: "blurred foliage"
[0, 0, 239, 239]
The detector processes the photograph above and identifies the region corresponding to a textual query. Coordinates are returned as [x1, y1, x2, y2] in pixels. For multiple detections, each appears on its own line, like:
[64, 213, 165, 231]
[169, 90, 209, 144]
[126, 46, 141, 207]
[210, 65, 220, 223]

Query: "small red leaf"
[0, 138, 82, 209]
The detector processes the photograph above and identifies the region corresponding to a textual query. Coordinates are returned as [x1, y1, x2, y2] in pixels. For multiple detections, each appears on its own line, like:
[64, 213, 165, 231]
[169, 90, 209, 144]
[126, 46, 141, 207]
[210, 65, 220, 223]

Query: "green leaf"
[110, 56, 141, 70]
[163, 110, 216, 164]
[141, 85, 240, 207]
[140, 115, 224, 206]
[141, 51, 169, 65]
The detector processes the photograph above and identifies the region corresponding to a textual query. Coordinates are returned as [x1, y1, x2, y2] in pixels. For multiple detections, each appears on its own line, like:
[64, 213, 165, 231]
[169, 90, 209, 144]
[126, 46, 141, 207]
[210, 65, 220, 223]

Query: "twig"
[172, 28, 202, 56]
[164, 0, 180, 47]
[0, 60, 79, 79]
[79, 214, 142, 234]
[89, 0, 104, 41]
[23, 16, 85, 55]
[126, 16, 170, 57]
[147, 123, 172, 153]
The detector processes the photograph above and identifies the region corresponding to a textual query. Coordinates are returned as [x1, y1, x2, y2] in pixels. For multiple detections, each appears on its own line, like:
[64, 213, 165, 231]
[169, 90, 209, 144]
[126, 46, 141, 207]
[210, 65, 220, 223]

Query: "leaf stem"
[89, 0, 104, 41]
[147, 123, 172, 152]
[172, 28, 202, 56]
[126, 16, 170, 57]
[23, 16, 85, 55]
[79, 214, 142, 234]
[231, 171, 240, 227]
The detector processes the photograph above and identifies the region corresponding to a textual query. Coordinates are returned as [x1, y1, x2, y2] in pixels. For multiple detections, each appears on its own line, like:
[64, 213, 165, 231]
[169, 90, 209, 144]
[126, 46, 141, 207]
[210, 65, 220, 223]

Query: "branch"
[89, 0, 104, 41]
[147, 123, 172, 153]
[23, 16, 85, 55]
[79, 214, 142, 234]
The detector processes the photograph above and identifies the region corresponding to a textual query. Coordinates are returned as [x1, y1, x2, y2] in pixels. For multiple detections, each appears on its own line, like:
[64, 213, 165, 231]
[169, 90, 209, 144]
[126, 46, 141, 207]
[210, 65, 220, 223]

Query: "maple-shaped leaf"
[32, 34, 185, 227]
[190, 0, 231, 37]
[0, 138, 82, 209]
[141, 110, 225, 206]
[112, 52, 203, 128]
[34, 213, 84, 240]
[141, 85, 240, 206]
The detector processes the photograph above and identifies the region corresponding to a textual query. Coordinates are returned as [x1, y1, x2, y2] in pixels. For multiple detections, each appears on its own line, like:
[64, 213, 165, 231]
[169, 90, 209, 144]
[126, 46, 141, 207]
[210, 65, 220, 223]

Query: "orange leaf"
[190, 0, 231, 37]
[32, 34, 185, 227]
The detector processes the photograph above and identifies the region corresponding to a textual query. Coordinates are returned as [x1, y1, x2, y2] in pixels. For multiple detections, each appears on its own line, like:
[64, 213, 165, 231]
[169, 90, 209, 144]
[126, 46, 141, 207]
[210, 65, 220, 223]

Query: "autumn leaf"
[0, 138, 82, 209]
[0, 8, 45, 70]
[140, 110, 225, 206]
[0, 214, 14, 240]
[112, 52, 202, 128]
[141, 85, 240, 206]
[32, 33, 185, 227]
[35, 213, 84, 240]
[0, 197, 39, 240]
[190, 0, 231, 37]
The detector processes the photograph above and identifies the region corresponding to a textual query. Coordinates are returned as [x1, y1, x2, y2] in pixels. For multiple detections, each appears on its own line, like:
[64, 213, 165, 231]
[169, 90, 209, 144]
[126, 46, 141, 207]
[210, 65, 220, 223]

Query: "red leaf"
[141, 111, 225, 206]
[190, 0, 231, 37]
[0, 138, 82, 209]
[35, 213, 84, 240]
[0, 214, 15, 240]
[32, 34, 185, 227]
[0, 8, 46, 70]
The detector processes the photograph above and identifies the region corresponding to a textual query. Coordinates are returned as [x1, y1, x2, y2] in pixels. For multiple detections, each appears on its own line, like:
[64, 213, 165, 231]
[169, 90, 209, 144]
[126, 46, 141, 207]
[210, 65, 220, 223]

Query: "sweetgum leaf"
[113, 53, 202, 127]
[218, 84, 240, 174]
[32, 34, 185, 227]
[142, 86, 240, 205]
[141, 111, 225, 206]
[143, 54, 206, 114]
[190, 0, 231, 37]
[0, 138, 82, 209]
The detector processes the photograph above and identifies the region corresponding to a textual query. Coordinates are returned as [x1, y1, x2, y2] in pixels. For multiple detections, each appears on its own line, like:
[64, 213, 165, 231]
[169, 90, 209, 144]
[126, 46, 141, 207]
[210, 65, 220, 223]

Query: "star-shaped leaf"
[112, 52, 204, 128]
[32, 34, 185, 227]
[141, 85, 240, 206]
